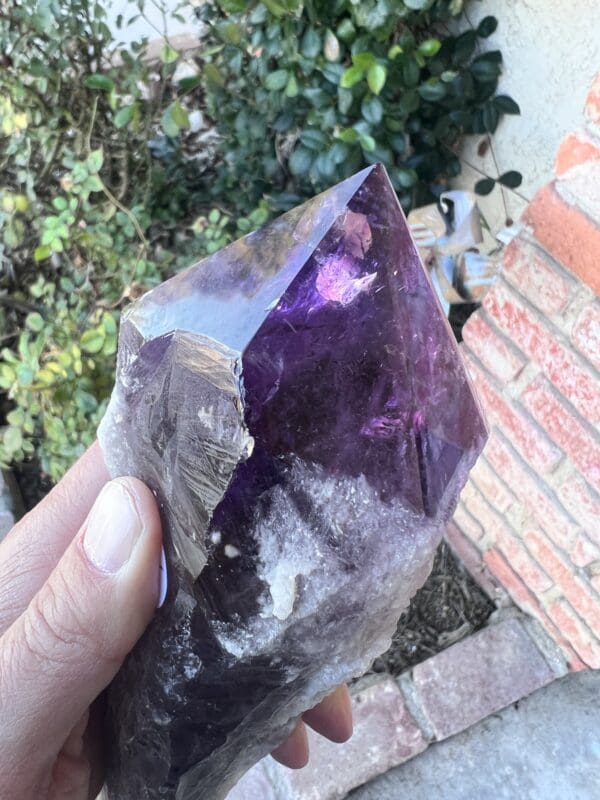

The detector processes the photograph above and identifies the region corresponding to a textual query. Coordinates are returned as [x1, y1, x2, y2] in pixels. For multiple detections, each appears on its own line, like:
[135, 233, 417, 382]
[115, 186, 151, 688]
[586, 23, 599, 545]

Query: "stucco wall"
[454, 0, 600, 233]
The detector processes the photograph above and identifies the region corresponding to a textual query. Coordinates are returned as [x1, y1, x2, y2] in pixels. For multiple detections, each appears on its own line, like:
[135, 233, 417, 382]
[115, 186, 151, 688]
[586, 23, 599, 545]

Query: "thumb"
[0, 477, 162, 773]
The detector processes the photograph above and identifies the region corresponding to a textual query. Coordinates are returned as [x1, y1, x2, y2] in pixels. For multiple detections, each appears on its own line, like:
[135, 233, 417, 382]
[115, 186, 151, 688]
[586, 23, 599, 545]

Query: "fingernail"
[83, 479, 143, 574]
[157, 546, 168, 608]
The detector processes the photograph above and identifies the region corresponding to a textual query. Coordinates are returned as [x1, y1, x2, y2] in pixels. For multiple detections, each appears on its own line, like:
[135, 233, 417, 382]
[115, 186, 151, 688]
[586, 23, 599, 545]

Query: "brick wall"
[450, 72, 600, 671]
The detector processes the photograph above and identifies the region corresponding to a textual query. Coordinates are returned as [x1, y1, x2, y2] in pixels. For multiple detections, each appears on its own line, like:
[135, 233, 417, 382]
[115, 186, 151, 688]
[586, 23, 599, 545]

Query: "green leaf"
[388, 45, 403, 60]
[114, 104, 136, 128]
[494, 95, 521, 115]
[26, 312, 44, 332]
[340, 65, 364, 89]
[289, 146, 313, 176]
[395, 167, 418, 188]
[300, 128, 329, 151]
[301, 27, 321, 59]
[478, 16, 498, 38]
[80, 328, 105, 354]
[352, 52, 376, 71]
[418, 39, 441, 58]
[265, 69, 289, 91]
[84, 73, 115, 92]
[336, 19, 356, 43]
[323, 30, 340, 62]
[285, 73, 299, 98]
[6, 408, 25, 426]
[34, 245, 52, 261]
[359, 133, 376, 152]
[418, 78, 447, 102]
[3, 427, 22, 454]
[16, 365, 34, 386]
[498, 170, 523, 189]
[52, 197, 68, 211]
[160, 44, 179, 64]
[338, 127, 359, 143]
[161, 103, 182, 137]
[452, 30, 477, 64]
[216, 0, 246, 10]
[361, 95, 383, 125]
[86, 148, 104, 173]
[471, 51, 503, 82]
[262, 0, 290, 17]
[440, 70, 458, 83]
[171, 101, 189, 128]
[482, 102, 500, 132]
[204, 63, 225, 89]
[178, 74, 203, 92]
[475, 177, 496, 196]
[367, 64, 387, 95]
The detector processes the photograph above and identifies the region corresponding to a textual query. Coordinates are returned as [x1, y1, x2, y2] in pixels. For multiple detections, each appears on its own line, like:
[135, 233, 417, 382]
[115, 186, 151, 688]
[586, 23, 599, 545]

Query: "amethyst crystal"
[98, 164, 487, 800]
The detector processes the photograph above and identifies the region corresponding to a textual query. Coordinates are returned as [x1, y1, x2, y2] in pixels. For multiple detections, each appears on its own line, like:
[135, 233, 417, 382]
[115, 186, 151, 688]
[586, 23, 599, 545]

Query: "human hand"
[0, 443, 352, 799]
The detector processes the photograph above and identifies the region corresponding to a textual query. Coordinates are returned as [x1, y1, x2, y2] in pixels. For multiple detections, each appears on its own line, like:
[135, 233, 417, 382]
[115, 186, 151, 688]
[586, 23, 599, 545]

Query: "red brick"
[585, 70, 600, 130]
[521, 376, 600, 494]
[495, 525, 553, 594]
[453, 501, 485, 543]
[557, 474, 600, 541]
[524, 529, 600, 633]
[571, 534, 600, 568]
[459, 480, 504, 536]
[555, 132, 600, 178]
[484, 282, 600, 424]
[484, 432, 579, 549]
[523, 184, 600, 295]
[546, 600, 600, 669]
[554, 133, 600, 178]
[446, 521, 508, 604]
[483, 548, 592, 671]
[285, 679, 428, 799]
[470, 457, 515, 513]
[571, 301, 600, 372]
[464, 356, 562, 475]
[502, 238, 574, 315]
[462, 313, 526, 383]
[484, 549, 542, 617]
[413, 618, 554, 740]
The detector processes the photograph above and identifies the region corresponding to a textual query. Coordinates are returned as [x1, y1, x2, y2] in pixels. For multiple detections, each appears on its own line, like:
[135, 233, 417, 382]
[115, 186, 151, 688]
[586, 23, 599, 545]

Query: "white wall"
[453, 0, 600, 233]
[105, 0, 198, 46]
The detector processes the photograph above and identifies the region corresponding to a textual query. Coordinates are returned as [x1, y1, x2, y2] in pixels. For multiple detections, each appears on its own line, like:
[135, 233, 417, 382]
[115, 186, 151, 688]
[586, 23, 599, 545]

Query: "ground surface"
[371, 541, 495, 674]
[349, 669, 600, 800]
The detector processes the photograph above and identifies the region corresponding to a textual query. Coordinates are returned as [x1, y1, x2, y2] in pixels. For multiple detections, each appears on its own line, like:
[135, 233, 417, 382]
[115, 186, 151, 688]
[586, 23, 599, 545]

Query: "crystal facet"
[98, 164, 487, 800]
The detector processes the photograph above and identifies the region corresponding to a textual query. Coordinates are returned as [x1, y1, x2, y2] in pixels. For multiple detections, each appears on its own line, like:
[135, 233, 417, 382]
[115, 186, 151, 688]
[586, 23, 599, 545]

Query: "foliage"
[0, 0, 519, 481]
[198, 0, 521, 212]
[0, 0, 232, 479]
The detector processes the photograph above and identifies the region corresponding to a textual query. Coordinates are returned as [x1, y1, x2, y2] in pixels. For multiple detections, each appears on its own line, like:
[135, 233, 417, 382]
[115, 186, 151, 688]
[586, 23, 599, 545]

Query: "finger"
[0, 442, 109, 634]
[271, 720, 309, 770]
[302, 685, 353, 743]
[0, 477, 162, 791]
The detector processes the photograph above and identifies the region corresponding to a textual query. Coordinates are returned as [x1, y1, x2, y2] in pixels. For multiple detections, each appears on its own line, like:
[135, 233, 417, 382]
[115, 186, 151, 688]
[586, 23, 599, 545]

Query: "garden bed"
[369, 540, 495, 675]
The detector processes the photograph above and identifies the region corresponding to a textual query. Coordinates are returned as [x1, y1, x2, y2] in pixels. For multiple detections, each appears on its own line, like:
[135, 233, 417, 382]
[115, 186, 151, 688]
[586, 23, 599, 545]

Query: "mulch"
[370, 540, 495, 675]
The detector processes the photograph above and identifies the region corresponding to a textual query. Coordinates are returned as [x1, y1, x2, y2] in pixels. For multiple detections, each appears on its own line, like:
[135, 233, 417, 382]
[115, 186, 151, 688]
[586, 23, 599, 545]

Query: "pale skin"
[0, 442, 352, 799]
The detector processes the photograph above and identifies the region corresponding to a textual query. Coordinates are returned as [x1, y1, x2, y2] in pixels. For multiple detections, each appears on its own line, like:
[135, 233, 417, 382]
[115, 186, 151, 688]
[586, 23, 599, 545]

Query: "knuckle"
[22, 573, 108, 670]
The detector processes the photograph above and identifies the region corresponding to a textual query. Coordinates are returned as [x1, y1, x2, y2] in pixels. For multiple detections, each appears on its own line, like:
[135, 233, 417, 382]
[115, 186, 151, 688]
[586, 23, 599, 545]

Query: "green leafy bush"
[0, 0, 518, 482]
[198, 0, 520, 212]
[0, 0, 218, 479]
